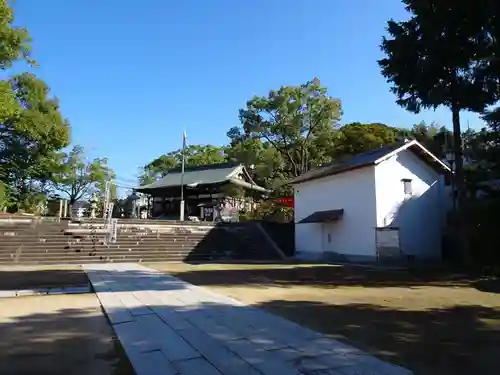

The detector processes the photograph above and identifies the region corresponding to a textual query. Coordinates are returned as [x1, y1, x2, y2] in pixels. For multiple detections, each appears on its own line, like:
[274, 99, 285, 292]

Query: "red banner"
[276, 197, 294, 208]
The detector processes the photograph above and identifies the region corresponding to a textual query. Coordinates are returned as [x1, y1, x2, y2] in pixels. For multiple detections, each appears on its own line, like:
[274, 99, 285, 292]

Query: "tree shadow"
[256, 300, 500, 375]
[474, 278, 500, 294]
[1, 265, 499, 375]
[0, 268, 89, 291]
[1, 295, 499, 375]
[0, 297, 135, 375]
[165, 263, 483, 289]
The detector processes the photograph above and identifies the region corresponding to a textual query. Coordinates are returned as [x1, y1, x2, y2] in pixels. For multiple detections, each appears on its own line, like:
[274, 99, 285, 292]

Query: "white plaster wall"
[294, 166, 378, 261]
[374, 149, 448, 259]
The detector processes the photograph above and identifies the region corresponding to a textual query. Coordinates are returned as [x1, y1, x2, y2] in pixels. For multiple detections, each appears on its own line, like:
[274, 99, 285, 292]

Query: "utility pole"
[451, 107, 470, 264]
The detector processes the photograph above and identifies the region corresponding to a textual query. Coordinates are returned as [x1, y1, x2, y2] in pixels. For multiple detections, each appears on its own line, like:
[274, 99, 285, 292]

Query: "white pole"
[180, 129, 186, 221]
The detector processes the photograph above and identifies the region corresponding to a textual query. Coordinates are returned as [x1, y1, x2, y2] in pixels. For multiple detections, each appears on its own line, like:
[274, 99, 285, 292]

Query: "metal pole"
[180, 129, 186, 221]
[450, 161, 456, 213]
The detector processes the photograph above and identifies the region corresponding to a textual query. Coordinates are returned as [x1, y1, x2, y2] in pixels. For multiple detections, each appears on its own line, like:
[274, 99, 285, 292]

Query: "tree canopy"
[1, 73, 70, 210]
[0, 0, 32, 69]
[237, 78, 342, 177]
[49, 146, 114, 205]
[0, 1, 71, 212]
[139, 78, 464, 198]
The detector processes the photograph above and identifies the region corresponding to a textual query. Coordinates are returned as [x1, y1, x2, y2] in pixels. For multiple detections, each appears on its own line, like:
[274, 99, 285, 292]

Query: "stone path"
[84, 263, 413, 375]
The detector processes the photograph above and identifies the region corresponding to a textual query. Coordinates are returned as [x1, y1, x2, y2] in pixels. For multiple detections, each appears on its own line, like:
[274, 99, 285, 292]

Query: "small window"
[402, 178, 412, 196]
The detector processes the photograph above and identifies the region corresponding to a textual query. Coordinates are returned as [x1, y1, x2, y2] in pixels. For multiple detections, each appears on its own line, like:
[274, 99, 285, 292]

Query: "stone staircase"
[0, 216, 281, 265]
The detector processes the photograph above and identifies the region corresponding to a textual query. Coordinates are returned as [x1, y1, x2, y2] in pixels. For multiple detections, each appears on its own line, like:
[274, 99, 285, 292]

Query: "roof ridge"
[166, 162, 241, 174]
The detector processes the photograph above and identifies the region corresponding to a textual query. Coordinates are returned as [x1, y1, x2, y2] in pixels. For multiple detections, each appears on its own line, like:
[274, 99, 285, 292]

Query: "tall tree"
[0, 0, 32, 69]
[0, 0, 33, 124]
[226, 130, 286, 190]
[482, 109, 500, 176]
[1, 73, 70, 209]
[50, 146, 112, 205]
[238, 78, 342, 177]
[379, 1, 498, 261]
[409, 121, 453, 158]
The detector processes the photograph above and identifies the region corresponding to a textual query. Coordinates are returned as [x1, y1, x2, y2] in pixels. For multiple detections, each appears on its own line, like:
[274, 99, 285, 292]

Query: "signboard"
[109, 219, 118, 243]
[276, 197, 294, 208]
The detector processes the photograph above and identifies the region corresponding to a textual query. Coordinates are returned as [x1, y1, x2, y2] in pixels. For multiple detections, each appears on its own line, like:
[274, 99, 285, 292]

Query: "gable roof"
[135, 162, 269, 193]
[290, 140, 451, 185]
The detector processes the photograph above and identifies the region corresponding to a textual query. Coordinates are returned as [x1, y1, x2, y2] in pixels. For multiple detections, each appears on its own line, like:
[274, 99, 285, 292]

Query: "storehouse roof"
[290, 140, 451, 185]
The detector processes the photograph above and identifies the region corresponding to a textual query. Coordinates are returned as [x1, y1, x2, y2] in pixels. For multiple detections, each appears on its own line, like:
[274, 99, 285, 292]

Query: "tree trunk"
[451, 104, 470, 263]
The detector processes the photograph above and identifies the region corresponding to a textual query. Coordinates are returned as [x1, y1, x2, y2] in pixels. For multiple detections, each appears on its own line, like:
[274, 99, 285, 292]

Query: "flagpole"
[179, 129, 186, 221]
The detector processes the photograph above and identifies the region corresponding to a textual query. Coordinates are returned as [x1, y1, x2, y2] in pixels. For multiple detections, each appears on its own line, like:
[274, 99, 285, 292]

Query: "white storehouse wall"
[294, 166, 378, 261]
[374, 149, 448, 259]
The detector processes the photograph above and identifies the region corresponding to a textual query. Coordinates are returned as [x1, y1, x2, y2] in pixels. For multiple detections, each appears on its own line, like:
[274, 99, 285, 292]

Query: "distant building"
[135, 163, 269, 221]
[290, 140, 452, 263]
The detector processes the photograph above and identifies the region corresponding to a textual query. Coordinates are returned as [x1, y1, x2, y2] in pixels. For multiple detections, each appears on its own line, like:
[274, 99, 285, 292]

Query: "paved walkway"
[84, 263, 413, 375]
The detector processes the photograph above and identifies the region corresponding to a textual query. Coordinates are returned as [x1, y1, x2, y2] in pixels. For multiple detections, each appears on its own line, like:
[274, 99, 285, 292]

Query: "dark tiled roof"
[291, 142, 406, 184]
[137, 163, 239, 190]
[136, 162, 269, 193]
[298, 209, 344, 224]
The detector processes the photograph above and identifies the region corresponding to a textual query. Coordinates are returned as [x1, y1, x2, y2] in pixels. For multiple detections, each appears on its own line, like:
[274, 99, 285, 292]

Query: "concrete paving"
[84, 263, 414, 375]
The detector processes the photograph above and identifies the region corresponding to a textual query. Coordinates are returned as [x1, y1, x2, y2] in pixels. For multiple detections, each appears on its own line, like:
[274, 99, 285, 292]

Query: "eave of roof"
[289, 140, 451, 185]
[135, 162, 269, 193]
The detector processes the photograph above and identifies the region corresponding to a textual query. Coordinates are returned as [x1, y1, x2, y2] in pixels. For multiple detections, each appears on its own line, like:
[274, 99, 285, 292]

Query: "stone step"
[0, 235, 223, 243]
[0, 238, 257, 248]
[0, 251, 234, 261]
[0, 252, 248, 265]
[0, 218, 279, 265]
[0, 246, 250, 255]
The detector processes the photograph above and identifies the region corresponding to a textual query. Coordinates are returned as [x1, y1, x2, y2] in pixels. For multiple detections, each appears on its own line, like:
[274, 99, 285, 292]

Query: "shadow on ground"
[0, 268, 89, 290]
[162, 264, 487, 289]
[0, 294, 135, 375]
[257, 300, 500, 375]
[1, 294, 499, 375]
[1, 265, 500, 375]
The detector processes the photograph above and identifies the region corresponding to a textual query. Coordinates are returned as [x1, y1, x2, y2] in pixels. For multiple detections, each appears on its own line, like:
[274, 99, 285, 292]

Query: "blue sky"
[11, 0, 483, 189]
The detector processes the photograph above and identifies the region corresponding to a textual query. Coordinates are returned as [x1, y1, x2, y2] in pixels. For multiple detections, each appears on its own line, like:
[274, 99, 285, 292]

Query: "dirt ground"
[0, 293, 135, 375]
[0, 265, 89, 290]
[149, 262, 500, 375]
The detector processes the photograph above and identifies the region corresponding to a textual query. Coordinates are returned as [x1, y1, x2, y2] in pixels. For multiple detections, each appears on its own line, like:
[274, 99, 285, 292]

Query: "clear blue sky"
[11, 0, 483, 188]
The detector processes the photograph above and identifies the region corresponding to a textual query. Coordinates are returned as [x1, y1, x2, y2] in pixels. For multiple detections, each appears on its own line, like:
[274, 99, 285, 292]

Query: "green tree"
[379, 0, 498, 261]
[0, 0, 32, 69]
[1, 73, 70, 208]
[0, 0, 33, 124]
[238, 78, 342, 177]
[225, 135, 286, 191]
[408, 121, 455, 158]
[333, 122, 400, 158]
[50, 146, 112, 205]
[482, 109, 500, 176]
